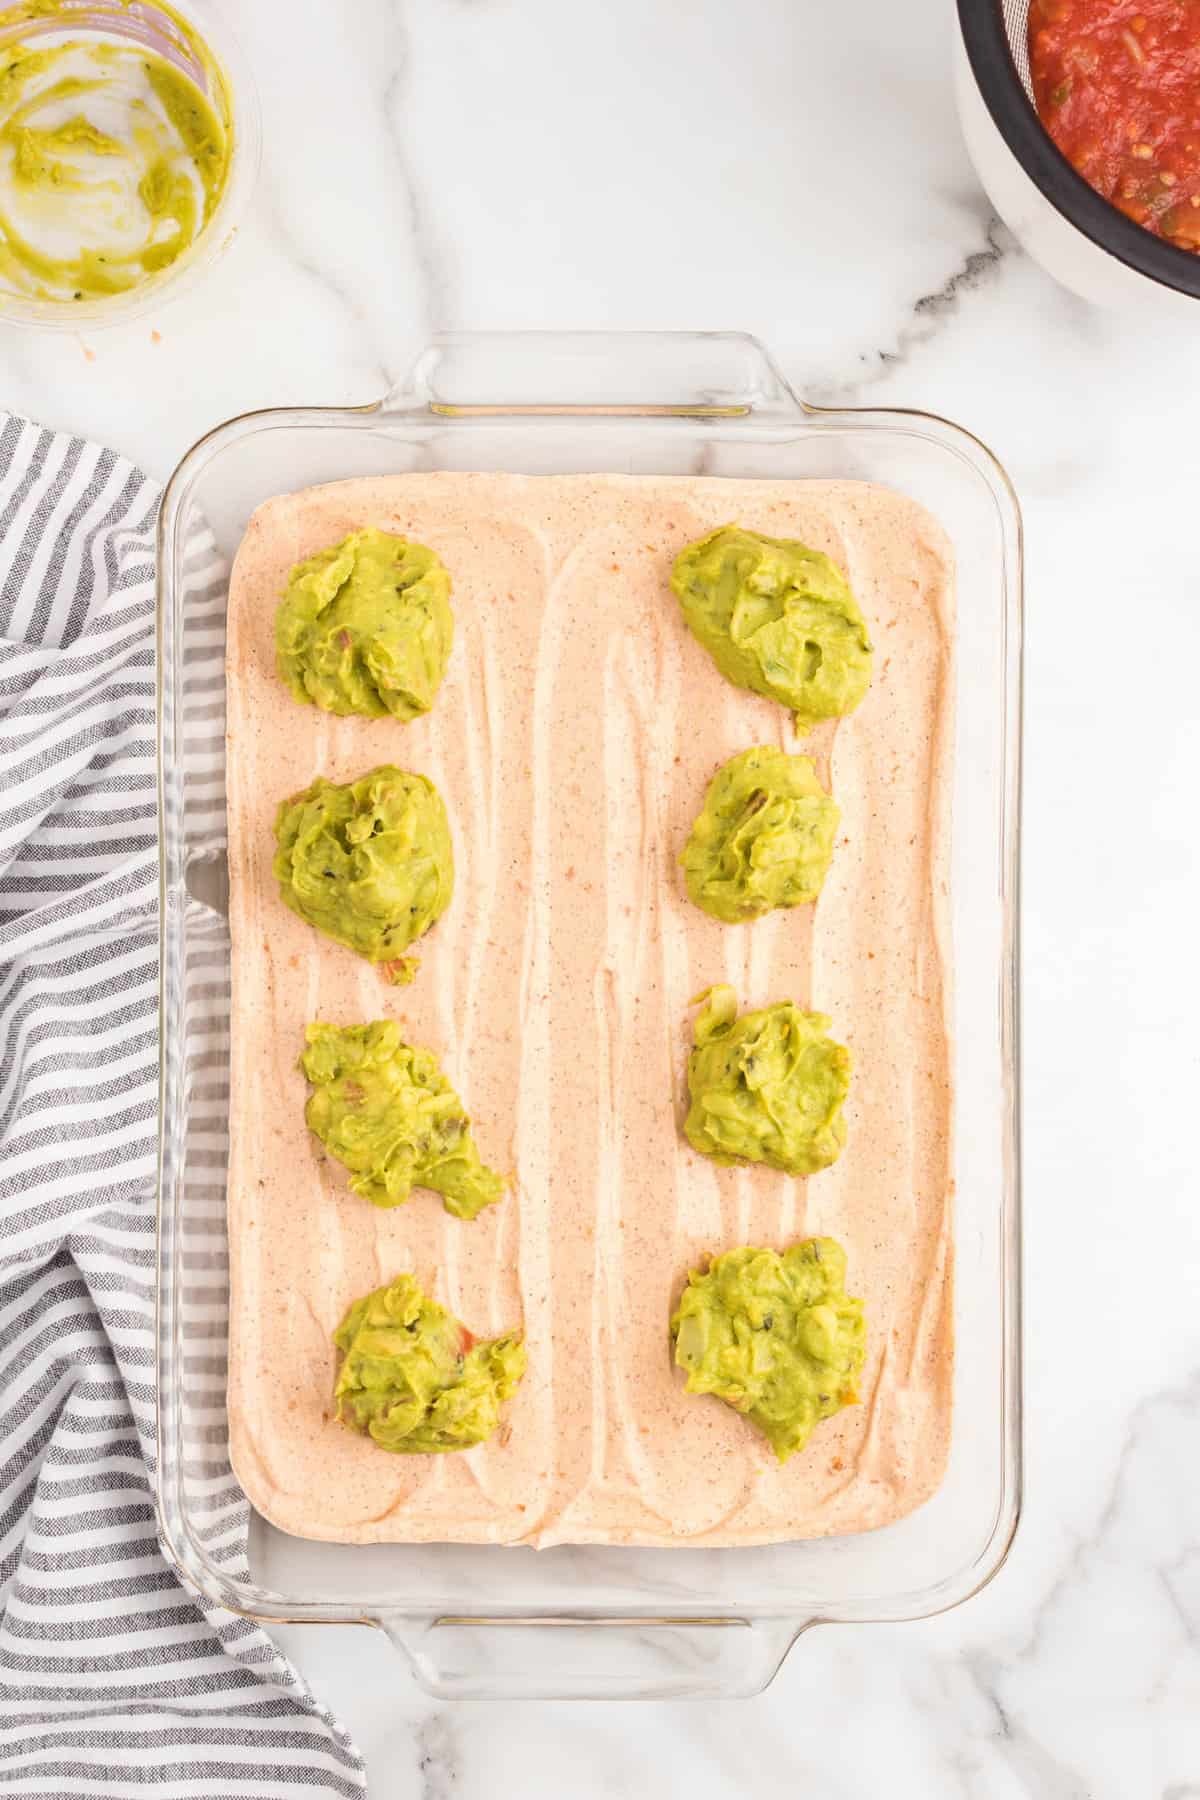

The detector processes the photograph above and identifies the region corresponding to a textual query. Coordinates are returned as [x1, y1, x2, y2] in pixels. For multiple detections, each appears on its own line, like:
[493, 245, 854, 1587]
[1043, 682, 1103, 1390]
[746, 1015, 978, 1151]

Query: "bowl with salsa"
[956, 0, 1200, 310]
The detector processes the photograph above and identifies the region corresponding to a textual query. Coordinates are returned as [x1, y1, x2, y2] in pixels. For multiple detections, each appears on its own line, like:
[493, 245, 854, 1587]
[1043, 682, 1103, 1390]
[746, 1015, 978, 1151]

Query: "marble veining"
[4, 0, 1198, 1791]
[819, 216, 1012, 404]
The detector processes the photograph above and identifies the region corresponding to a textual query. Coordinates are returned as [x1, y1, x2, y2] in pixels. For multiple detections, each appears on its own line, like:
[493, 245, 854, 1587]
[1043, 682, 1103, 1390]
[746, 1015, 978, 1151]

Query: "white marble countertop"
[6, 0, 1198, 1792]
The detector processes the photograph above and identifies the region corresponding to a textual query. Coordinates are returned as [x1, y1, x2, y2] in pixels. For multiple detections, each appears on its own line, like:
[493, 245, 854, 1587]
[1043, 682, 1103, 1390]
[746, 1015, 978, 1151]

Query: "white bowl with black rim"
[955, 0, 1200, 312]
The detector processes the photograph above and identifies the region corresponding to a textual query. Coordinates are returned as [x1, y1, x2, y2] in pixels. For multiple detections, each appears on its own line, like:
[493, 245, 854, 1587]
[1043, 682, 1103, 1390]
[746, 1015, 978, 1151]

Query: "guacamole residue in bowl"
[0, 0, 236, 311]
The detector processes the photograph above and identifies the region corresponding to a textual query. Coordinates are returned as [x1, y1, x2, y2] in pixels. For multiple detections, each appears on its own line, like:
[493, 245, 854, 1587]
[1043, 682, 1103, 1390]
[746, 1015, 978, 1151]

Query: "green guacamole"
[670, 526, 873, 733]
[275, 528, 454, 722]
[272, 765, 453, 982]
[684, 984, 850, 1176]
[334, 1272, 526, 1454]
[682, 745, 840, 923]
[671, 1237, 865, 1462]
[0, 8, 233, 306]
[301, 1020, 505, 1220]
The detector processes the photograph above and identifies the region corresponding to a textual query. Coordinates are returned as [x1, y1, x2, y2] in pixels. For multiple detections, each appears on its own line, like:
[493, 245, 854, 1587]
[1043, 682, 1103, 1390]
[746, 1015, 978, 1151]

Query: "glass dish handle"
[380, 1614, 801, 1701]
[380, 330, 805, 419]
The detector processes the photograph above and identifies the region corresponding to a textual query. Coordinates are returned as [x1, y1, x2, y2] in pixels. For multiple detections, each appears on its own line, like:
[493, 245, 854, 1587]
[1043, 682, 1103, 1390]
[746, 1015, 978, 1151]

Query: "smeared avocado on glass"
[670, 526, 872, 732]
[301, 1020, 505, 1220]
[670, 1237, 865, 1462]
[272, 765, 452, 982]
[334, 1272, 525, 1454]
[275, 528, 453, 721]
[0, 9, 233, 306]
[684, 984, 850, 1176]
[682, 745, 840, 923]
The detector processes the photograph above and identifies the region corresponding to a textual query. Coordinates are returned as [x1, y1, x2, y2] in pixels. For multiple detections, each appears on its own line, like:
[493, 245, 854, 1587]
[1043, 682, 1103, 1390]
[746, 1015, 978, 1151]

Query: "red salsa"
[1029, 0, 1200, 249]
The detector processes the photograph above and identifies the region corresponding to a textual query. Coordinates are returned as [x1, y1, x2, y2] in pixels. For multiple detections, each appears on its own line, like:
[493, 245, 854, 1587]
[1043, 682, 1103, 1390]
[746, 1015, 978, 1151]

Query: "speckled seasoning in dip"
[225, 472, 956, 1550]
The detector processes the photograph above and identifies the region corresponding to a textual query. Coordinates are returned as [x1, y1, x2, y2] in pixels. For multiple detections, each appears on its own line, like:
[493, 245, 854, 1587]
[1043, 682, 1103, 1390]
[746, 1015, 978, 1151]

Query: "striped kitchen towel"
[0, 415, 365, 1798]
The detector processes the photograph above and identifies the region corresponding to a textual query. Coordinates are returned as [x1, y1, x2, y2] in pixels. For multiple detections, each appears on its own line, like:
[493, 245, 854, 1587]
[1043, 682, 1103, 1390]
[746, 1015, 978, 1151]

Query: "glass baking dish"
[155, 331, 1022, 1701]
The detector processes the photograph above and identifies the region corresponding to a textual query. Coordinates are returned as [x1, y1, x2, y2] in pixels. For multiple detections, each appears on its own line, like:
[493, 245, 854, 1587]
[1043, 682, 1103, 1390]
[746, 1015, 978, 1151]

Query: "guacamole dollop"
[682, 745, 840, 923]
[670, 526, 872, 733]
[272, 765, 453, 982]
[301, 1020, 505, 1220]
[275, 528, 454, 721]
[670, 1237, 865, 1462]
[334, 1272, 525, 1454]
[684, 984, 850, 1176]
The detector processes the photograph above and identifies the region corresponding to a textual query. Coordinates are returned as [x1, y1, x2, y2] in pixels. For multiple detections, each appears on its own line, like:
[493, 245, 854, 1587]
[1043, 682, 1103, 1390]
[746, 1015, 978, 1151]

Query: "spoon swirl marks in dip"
[684, 983, 851, 1176]
[671, 1238, 865, 1462]
[224, 470, 956, 1548]
[275, 527, 454, 721]
[334, 1273, 526, 1454]
[301, 1020, 506, 1220]
[671, 524, 873, 733]
[682, 744, 840, 923]
[271, 764, 453, 983]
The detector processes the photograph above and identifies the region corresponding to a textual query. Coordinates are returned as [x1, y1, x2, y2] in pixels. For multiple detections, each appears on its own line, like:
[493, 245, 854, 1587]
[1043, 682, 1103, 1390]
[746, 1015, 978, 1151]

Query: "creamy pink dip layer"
[225, 473, 955, 1550]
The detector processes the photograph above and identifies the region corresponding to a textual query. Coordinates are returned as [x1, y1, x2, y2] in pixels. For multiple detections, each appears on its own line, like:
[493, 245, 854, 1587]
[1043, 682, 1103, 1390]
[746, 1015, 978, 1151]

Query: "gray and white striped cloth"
[0, 415, 365, 1798]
